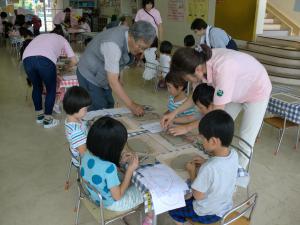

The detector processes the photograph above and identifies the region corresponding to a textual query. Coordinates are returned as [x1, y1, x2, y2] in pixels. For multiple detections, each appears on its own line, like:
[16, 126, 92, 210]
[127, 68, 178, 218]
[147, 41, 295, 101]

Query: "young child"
[63, 86, 92, 167]
[158, 40, 173, 87]
[169, 110, 239, 224]
[165, 72, 196, 124]
[80, 116, 144, 211]
[143, 38, 159, 80]
[168, 83, 214, 135]
[78, 17, 91, 32]
[184, 34, 195, 48]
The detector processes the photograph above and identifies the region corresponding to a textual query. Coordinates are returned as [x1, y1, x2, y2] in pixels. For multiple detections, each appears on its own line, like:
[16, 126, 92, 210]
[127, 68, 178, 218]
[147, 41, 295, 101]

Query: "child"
[169, 110, 239, 224]
[63, 86, 92, 167]
[184, 34, 195, 48]
[80, 117, 144, 211]
[143, 38, 159, 80]
[165, 72, 196, 124]
[78, 17, 91, 32]
[168, 83, 214, 136]
[158, 40, 173, 87]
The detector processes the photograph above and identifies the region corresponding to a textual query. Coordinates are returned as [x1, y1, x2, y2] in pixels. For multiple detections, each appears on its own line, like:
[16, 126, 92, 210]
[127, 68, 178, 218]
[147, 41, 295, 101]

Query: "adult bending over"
[161, 45, 271, 167]
[77, 21, 156, 115]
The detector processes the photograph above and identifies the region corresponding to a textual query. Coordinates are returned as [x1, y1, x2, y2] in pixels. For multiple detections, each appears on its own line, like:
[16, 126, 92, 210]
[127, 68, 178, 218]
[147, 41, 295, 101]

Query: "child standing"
[143, 38, 159, 81]
[158, 40, 172, 87]
[169, 110, 239, 224]
[165, 72, 196, 124]
[63, 86, 92, 167]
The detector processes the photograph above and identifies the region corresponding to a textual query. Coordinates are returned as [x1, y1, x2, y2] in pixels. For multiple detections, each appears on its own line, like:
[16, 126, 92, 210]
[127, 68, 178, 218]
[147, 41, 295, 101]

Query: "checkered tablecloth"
[267, 97, 300, 124]
[58, 78, 79, 101]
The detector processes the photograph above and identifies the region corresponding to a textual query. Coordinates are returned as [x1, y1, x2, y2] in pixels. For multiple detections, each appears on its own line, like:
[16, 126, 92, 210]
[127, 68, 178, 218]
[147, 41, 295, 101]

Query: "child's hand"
[127, 154, 139, 172]
[192, 156, 206, 166]
[168, 125, 189, 136]
[120, 151, 134, 164]
[186, 161, 196, 172]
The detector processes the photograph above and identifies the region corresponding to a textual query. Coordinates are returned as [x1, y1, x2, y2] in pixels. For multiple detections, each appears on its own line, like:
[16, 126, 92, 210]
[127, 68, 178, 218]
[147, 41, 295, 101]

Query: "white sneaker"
[43, 118, 60, 128]
[53, 104, 61, 114]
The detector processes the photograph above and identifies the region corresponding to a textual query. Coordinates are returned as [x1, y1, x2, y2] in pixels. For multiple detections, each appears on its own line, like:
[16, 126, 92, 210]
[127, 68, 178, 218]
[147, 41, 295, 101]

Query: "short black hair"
[0, 12, 7, 18]
[192, 83, 214, 107]
[87, 117, 128, 166]
[165, 71, 188, 91]
[160, 40, 173, 54]
[199, 110, 234, 147]
[51, 25, 65, 37]
[191, 18, 208, 30]
[142, 0, 155, 8]
[64, 8, 71, 13]
[184, 35, 195, 47]
[63, 86, 92, 115]
[19, 27, 33, 38]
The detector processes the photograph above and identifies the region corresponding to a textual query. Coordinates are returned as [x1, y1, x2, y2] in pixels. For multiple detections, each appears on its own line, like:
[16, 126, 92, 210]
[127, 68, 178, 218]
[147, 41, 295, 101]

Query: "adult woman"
[135, 0, 163, 41]
[22, 26, 77, 128]
[161, 45, 272, 167]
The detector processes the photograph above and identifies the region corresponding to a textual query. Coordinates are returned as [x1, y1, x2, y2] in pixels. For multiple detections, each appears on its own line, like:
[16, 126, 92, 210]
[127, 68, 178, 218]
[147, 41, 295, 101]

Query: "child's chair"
[143, 62, 160, 92]
[75, 169, 143, 225]
[64, 147, 80, 190]
[188, 193, 258, 225]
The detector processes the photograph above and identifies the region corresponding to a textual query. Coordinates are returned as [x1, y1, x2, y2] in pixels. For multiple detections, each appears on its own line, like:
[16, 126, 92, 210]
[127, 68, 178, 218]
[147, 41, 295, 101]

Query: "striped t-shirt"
[65, 120, 88, 166]
[168, 95, 195, 117]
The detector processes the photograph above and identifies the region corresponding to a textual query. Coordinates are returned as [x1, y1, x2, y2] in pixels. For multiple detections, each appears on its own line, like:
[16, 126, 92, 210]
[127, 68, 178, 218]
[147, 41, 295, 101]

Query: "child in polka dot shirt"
[80, 116, 144, 212]
[63, 86, 92, 167]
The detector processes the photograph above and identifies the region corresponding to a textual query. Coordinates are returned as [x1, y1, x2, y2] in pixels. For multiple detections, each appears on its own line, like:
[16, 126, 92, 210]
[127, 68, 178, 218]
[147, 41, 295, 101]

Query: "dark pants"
[77, 69, 114, 111]
[23, 56, 56, 115]
[226, 39, 238, 50]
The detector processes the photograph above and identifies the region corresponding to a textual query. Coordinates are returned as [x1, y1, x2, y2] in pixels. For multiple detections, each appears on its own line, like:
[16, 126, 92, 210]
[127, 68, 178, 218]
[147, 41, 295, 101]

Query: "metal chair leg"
[275, 118, 287, 155]
[295, 125, 300, 150]
[65, 159, 73, 190]
[74, 189, 81, 225]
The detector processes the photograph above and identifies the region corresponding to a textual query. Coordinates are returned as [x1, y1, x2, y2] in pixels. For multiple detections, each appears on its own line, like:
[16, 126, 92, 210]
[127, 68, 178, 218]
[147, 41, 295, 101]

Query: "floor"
[1, 45, 300, 225]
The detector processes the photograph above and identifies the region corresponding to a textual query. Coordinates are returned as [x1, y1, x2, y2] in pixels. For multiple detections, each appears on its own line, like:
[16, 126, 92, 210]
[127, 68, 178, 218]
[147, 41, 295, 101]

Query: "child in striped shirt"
[63, 86, 92, 167]
[165, 72, 196, 124]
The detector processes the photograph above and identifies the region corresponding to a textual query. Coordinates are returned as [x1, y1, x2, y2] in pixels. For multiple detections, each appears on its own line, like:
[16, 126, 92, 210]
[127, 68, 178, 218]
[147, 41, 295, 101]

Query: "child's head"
[87, 116, 128, 166]
[19, 27, 33, 38]
[160, 40, 173, 55]
[63, 86, 92, 118]
[165, 72, 188, 97]
[198, 110, 234, 152]
[184, 35, 195, 47]
[78, 17, 86, 24]
[192, 83, 214, 115]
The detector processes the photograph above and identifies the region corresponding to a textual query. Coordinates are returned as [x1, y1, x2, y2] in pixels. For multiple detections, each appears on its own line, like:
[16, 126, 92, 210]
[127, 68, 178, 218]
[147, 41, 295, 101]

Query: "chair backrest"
[220, 193, 258, 225]
[230, 135, 253, 173]
[77, 169, 106, 224]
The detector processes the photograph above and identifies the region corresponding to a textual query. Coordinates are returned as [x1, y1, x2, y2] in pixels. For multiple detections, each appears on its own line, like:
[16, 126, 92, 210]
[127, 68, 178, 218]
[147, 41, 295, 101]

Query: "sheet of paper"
[83, 108, 131, 120]
[63, 75, 77, 80]
[138, 164, 188, 215]
[141, 122, 163, 133]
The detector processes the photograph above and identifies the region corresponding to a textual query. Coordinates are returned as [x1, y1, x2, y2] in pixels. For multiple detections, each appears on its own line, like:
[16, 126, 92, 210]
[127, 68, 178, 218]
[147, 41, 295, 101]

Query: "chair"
[188, 193, 258, 225]
[230, 135, 253, 198]
[261, 116, 300, 155]
[143, 62, 160, 92]
[75, 169, 143, 225]
[64, 148, 80, 190]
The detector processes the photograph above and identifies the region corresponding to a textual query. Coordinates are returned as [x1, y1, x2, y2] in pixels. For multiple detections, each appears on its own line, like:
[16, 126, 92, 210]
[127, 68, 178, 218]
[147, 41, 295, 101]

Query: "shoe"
[43, 118, 59, 128]
[53, 104, 61, 114]
[36, 114, 44, 124]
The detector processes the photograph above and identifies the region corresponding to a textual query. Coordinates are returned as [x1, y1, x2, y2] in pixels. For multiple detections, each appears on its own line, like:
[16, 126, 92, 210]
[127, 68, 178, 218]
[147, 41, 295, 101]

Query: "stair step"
[256, 36, 300, 48]
[264, 18, 275, 24]
[246, 42, 300, 58]
[263, 30, 289, 36]
[263, 63, 300, 78]
[270, 75, 300, 86]
[264, 23, 281, 30]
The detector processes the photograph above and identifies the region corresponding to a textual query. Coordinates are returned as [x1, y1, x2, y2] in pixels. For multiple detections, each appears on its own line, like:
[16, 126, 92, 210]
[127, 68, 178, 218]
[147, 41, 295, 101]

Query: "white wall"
[256, 0, 267, 34]
[269, 0, 300, 27]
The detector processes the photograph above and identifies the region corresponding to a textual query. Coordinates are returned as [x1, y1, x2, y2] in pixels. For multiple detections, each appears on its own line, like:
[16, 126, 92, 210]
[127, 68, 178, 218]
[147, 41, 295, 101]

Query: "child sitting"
[158, 40, 173, 88]
[168, 83, 214, 135]
[143, 38, 159, 80]
[169, 110, 239, 224]
[80, 116, 144, 211]
[184, 34, 195, 48]
[78, 17, 91, 32]
[63, 86, 92, 167]
[165, 72, 196, 124]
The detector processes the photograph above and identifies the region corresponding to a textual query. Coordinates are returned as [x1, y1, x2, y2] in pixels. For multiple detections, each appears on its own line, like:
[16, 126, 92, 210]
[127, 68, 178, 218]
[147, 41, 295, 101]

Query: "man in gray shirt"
[77, 21, 156, 115]
[191, 18, 237, 50]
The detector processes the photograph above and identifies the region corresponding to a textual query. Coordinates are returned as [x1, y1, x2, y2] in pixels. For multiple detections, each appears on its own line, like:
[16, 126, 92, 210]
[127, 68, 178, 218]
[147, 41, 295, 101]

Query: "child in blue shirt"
[63, 86, 92, 167]
[169, 110, 239, 224]
[80, 116, 144, 211]
[165, 72, 196, 124]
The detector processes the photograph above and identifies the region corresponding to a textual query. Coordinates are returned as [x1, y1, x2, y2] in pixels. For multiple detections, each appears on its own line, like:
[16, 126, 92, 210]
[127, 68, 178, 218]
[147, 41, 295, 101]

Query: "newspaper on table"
[137, 164, 189, 215]
[62, 75, 77, 80]
[141, 122, 163, 133]
[83, 108, 131, 120]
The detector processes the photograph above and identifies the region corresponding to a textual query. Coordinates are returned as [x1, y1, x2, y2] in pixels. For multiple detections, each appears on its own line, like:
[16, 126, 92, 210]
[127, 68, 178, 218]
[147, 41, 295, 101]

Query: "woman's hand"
[160, 111, 177, 129]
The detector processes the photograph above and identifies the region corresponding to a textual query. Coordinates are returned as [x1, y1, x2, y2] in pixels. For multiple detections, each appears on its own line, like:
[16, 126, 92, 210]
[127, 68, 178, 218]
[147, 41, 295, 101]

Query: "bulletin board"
[187, 0, 209, 23]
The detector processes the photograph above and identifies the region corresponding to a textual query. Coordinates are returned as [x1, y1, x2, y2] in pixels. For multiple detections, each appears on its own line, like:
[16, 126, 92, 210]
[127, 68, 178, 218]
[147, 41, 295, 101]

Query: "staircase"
[239, 36, 300, 88]
[263, 13, 290, 37]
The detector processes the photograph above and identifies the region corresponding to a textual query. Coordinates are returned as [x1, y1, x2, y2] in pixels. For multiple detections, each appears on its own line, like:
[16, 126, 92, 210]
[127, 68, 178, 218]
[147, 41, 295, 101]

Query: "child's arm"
[168, 120, 199, 136]
[173, 115, 197, 124]
[186, 161, 206, 200]
[110, 154, 139, 201]
[76, 144, 86, 155]
[192, 189, 205, 200]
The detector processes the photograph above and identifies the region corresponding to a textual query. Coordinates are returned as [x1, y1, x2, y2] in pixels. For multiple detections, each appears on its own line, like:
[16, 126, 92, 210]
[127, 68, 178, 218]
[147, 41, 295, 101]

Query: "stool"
[189, 212, 250, 225]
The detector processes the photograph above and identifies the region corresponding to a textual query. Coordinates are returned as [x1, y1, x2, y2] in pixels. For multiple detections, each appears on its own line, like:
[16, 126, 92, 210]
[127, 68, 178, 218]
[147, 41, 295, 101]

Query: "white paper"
[63, 75, 77, 80]
[138, 164, 188, 215]
[83, 108, 131, 120]
[141, 122, 163, 133]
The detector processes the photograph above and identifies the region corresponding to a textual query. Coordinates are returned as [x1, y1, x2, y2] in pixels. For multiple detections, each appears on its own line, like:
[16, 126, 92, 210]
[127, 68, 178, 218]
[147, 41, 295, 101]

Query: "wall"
[269, 0, 300, 27]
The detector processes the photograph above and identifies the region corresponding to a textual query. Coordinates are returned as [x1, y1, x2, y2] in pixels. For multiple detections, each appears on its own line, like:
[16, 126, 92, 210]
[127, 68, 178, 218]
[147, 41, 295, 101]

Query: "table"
[58, 74, 79, 101]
